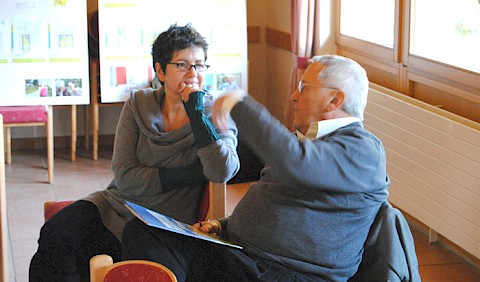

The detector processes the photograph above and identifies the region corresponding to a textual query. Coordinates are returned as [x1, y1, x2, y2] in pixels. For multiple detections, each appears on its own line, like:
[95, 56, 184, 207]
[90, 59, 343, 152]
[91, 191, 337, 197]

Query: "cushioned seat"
[0, 105, 54, 183]
[0, 106, 48, 123]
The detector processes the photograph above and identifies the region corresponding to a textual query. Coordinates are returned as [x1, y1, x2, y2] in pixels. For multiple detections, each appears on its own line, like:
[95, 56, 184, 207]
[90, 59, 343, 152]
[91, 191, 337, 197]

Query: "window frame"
[335, 0, 480, 123]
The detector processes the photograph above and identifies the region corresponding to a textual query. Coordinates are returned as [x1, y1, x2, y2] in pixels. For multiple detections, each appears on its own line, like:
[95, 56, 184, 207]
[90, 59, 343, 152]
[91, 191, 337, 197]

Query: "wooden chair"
[0, 114, 9, 282]
[0, 105, 54, 183]
[206, 182, 227, 219]
[90, 254, 177, 282]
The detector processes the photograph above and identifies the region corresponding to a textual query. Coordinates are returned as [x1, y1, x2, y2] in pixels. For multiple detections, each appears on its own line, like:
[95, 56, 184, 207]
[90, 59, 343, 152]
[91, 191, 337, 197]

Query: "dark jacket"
[350, 201, 421, 282]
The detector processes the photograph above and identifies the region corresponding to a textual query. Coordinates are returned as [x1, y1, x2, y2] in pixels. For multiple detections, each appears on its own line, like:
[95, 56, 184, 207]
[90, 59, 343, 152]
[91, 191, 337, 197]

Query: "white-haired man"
[122, 55, 393, 281]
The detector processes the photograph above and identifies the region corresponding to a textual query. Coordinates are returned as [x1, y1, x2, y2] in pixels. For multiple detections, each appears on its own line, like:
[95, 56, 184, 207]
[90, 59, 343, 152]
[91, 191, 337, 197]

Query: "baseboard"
[9, 134, 115, 150]
[394, 204, 480, 271]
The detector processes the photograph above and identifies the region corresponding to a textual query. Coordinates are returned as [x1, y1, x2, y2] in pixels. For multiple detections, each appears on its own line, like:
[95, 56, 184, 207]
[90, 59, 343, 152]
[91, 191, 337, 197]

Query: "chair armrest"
[207, 182, 226, 219]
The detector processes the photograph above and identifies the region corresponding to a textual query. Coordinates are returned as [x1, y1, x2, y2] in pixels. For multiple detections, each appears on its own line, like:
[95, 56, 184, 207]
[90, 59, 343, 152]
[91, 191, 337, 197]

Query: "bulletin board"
[97, 0, 248, 103]
[0, 0, 90, 106]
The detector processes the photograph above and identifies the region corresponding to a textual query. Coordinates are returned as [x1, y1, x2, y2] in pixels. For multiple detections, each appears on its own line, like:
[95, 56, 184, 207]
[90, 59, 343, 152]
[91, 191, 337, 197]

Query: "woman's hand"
[179, 82, 201, 102]
[192, 219, 222, 235]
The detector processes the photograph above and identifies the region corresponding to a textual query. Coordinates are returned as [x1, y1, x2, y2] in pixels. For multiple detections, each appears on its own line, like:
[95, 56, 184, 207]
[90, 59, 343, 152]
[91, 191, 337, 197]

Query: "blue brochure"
[125, 201, 242, 249]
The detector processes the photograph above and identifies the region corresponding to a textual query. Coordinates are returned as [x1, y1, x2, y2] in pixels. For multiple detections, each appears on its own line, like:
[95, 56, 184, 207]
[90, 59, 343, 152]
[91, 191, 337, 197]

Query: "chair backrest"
[90, 254, 177, 282]
[349, 201, 421, 282]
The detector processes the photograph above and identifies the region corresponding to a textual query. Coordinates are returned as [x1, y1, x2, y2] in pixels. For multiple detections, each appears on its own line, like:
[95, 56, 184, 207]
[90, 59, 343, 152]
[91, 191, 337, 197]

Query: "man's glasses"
[298, 80, 336, 94]
[167, 62, 210, 72]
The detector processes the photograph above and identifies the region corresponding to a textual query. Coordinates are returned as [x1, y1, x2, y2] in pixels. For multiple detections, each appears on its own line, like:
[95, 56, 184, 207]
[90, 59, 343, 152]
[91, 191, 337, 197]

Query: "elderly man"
[122, 55, 390, 281]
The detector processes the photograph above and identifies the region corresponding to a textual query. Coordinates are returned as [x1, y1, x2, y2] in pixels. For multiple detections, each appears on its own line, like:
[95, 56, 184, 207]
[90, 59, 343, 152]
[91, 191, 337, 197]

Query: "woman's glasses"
[168, 62, 210, 72]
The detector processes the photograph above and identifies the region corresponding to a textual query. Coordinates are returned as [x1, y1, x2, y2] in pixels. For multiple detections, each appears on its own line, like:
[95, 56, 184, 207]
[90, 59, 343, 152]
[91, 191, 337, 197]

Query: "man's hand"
[212, 90, 247, 132]
[192, 219, 222, 235]
[211, 95, 229, 132]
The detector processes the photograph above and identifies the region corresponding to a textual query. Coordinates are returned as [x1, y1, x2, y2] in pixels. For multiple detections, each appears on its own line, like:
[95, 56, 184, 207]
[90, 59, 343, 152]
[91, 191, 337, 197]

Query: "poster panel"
[98, 0, 248, 103]
[0, 0, 90, 106]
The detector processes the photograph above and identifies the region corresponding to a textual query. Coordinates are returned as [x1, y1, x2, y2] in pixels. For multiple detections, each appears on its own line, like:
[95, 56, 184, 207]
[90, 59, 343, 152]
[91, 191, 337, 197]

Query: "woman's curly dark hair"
[152, 23, 208, 75]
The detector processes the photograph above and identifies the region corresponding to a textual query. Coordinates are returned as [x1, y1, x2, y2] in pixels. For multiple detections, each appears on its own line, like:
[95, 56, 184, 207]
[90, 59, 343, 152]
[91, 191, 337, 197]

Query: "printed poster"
[0, 0, 90, 106]
[98, 0, 248, 103]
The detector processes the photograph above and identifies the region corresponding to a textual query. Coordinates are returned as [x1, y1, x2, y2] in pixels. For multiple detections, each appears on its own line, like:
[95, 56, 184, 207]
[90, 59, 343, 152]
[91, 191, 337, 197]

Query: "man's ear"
[329, 90, 345, 111]
[155, 62, 165, 82]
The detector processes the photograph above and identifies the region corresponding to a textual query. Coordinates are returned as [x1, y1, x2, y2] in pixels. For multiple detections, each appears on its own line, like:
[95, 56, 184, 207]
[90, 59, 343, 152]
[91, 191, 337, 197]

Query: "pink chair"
[0, 105, 53, 183]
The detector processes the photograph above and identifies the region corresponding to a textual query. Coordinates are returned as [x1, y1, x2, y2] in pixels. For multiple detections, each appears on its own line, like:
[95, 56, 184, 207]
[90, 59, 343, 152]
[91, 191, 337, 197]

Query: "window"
[336, 0, 480, 123]
[410, 0, 480, 73]
[340, 0, 395, 48]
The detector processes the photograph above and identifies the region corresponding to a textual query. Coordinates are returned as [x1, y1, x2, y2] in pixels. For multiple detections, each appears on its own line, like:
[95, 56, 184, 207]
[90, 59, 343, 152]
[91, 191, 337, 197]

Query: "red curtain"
[287, 0, 318, 130]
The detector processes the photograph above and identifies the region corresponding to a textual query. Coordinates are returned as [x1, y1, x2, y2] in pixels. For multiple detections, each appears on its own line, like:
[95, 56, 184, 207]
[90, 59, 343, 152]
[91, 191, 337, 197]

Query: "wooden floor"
[3, 147, 480, 281]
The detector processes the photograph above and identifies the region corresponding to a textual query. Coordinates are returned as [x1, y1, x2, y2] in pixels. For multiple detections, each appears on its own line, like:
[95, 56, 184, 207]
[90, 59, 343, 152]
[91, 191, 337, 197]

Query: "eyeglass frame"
[298, 80, 337, 94]
[167, 62, 210, 72]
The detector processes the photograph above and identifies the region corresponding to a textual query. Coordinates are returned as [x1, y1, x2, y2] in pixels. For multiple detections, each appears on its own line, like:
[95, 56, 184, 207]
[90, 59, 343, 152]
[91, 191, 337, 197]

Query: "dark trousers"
[122, 218, 321, 282]
[29, 200, 121, 282]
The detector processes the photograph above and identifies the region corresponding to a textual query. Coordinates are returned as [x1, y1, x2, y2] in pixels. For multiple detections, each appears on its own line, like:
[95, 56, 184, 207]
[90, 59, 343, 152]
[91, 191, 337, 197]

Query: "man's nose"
[290, 89, 299, 101]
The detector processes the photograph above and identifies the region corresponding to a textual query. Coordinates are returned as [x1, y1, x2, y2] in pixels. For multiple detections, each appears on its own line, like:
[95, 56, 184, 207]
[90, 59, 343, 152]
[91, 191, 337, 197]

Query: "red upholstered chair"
[0, 105, 54, 183]
[90, 254, 177, 282]
[44, 200, 75, 221]
[45, 204, 178, 282]
[43, 184, 225, 281]
[44, 181, 227, 222]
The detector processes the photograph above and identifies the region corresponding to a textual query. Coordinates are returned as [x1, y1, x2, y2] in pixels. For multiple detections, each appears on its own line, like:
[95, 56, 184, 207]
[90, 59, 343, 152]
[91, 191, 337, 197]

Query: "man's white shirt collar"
[296, 117, 361, 141]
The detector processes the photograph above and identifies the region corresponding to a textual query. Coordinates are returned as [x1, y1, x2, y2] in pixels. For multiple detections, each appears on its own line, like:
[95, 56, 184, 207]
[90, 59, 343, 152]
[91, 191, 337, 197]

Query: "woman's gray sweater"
[84, 88, 239, 240]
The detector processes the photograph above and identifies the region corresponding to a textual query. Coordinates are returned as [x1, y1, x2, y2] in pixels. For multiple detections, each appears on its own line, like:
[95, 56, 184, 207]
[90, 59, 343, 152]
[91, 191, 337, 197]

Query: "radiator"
[364, 83, 480, 259]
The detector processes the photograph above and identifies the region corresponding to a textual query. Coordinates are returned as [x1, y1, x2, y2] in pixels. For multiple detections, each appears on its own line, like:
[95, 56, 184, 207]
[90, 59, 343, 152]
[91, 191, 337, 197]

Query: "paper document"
[125, 201, 242, 249]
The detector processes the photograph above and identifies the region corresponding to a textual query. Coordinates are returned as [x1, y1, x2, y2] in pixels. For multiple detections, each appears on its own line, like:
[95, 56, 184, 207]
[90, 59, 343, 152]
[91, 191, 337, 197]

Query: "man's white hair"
[309, 55, 369, 120]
